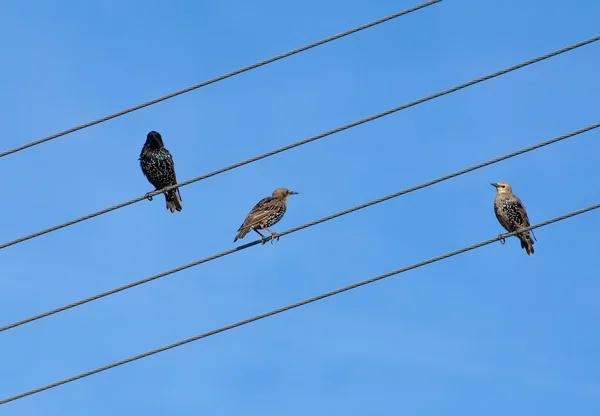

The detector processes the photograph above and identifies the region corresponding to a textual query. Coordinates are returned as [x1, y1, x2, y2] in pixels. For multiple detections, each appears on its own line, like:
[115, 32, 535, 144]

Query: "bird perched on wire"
[139, 131, 183, 213]
[491, 181, 536, 255]
[234, 188, 299, 244]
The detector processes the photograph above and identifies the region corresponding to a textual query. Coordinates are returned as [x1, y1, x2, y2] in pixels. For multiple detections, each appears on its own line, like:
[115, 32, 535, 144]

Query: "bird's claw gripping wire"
[260, 234, 279, 245]
[497, 234, 506, 244]
[268, 232, 280, 245]
[144, 192, 154, 202]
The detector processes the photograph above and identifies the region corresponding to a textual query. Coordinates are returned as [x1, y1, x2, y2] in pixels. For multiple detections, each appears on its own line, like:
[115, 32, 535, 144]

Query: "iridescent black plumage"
[234, 188, 299, 244]
[492, 181, 535, 255]
[139, 131, 182, 213]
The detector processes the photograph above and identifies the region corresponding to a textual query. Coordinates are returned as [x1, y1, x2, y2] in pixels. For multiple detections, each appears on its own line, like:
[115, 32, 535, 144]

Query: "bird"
[491, 181, 536, 255]
[139, 131, 183, 213]
[234, 188, 299, 244]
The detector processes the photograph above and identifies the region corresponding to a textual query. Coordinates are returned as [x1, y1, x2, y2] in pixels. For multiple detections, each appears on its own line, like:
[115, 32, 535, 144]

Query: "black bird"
[491, 181, 536, 255]
[139, 131, 183, 213]
[234, 188, 299, 244]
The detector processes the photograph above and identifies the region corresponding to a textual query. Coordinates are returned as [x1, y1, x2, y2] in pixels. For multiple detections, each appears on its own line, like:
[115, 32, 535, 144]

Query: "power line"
[2, 35, 598, 252]
[2, 202, 598, 405]
[0, 0, 442, 159]
[2, 121, 597, 334]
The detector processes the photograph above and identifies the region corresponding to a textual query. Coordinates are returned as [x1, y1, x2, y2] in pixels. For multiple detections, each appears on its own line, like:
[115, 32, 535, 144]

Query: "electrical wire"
[0, 0, 442, 159]
[2, 202, 598, 405]
[1, 121, 597, 334]
[2, 35, 598, 251]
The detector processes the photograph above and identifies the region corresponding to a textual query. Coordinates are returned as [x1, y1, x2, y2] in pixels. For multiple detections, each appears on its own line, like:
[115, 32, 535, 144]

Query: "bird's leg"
[497, 234, 506, 244]
[263, 227, 279, 244]
[253, 228, 267, 245]
[144, 190, 155, 201]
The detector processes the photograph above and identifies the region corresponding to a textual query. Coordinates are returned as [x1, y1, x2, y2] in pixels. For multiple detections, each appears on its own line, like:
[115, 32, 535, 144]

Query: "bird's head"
[272, 188, 299, 200]
[144, 131, 164, 150]
[491, 181, 513, 194]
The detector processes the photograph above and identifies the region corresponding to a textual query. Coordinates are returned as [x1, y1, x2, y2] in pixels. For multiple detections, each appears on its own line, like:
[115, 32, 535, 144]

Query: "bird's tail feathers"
[165, 190, 183, 213]
[234, 226, 250, 242]
[518, 231, 535, 255]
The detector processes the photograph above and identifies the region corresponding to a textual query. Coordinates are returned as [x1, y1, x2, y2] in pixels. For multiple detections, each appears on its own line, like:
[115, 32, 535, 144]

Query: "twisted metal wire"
[0, 0, 442, 158]
[1, 120, 597, 334]
[2, 201, 598, 405]
[2, 34, 598, 251]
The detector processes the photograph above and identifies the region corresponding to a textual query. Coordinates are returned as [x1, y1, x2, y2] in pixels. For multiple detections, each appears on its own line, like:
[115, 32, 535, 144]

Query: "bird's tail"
[234, 226, 250, 242]
[518, 231, 535, 255]
[164, 189, 183, 213]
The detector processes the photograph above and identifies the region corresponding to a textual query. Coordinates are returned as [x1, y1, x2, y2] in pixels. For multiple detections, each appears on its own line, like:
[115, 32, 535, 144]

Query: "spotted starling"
[234, 188, 299, 244]
[491, 181, 536, 255]
[139, 131, 183, 213]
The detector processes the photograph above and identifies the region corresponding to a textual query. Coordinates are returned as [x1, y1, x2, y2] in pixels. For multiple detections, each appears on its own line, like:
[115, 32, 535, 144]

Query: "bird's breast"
[265, 206, 286, 226]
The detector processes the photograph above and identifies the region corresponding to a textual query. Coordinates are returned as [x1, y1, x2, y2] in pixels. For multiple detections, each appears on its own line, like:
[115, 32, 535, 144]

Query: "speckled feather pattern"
[238, 196, 287, 232]
[139, 132, 182, 212]
[493, 194, 530, 232]
[140, 148, 178, 191]
[493, 191, 535, 255]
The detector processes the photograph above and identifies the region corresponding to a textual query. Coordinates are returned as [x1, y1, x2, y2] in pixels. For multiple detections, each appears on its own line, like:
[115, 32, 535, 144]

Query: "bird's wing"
[238, 197, 274, 230]
[163, 149, 182, 200]
[513, 197, 531, 227]
[163, 148, 174, 161]
[139, 155, 150, 179]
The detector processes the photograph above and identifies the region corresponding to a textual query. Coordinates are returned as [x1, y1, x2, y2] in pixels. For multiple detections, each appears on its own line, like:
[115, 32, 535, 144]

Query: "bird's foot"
[497, 234, 506, 244]
[260, 236, 267, 245]
[144, 192, 154, 201]
[270, 232, 280, 244]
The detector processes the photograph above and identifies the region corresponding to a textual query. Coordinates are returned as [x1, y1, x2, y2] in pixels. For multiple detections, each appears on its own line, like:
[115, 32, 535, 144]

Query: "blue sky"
[1, 0, 599, 414]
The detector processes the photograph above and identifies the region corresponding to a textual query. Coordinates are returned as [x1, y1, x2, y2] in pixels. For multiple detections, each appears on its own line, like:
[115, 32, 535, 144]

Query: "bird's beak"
[290, 191, 299, 195]
[490, 183, 498, 188]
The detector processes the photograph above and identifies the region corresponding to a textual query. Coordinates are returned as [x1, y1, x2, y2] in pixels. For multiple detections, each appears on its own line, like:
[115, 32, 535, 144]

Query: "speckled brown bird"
[234, 188, 299, 244]
[491, 181, 536, 255]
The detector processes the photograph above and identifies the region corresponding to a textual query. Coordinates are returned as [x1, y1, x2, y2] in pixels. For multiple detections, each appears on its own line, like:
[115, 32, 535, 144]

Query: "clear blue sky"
[1, 0, 599, 414]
